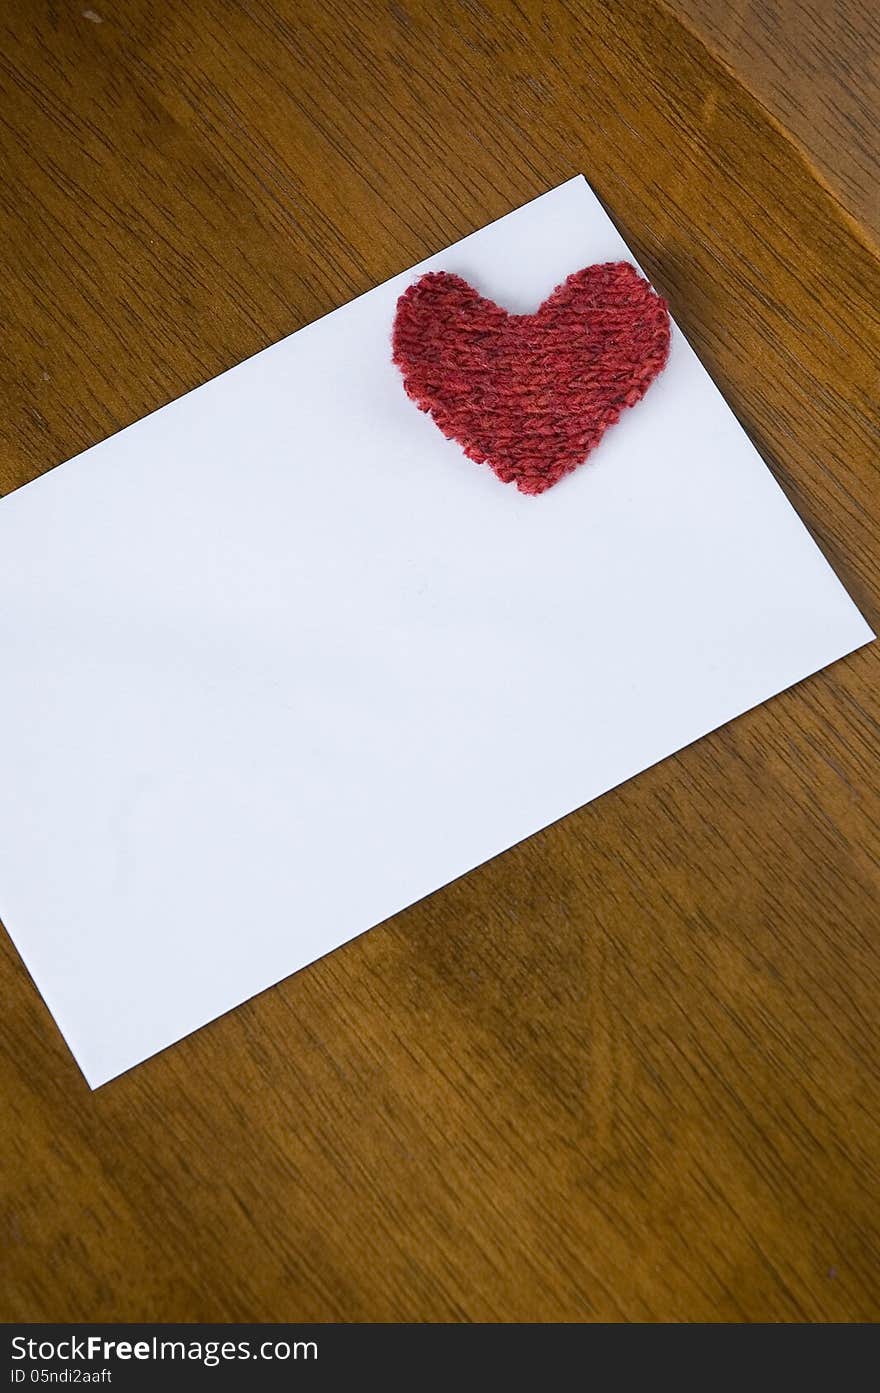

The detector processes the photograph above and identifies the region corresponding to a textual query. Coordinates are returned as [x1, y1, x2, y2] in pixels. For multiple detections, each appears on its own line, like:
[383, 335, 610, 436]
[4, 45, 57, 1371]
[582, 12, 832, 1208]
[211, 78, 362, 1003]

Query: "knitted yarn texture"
[392, 262, 671, 494]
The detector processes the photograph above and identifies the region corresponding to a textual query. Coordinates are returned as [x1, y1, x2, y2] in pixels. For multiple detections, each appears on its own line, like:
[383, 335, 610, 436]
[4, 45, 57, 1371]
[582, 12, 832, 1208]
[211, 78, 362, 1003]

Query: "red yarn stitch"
[392, 262, 671, 494]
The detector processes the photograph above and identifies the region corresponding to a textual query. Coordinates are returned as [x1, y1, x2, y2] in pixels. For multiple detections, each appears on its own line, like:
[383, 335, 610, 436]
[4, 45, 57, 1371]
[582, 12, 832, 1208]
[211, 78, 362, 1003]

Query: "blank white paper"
[0, 177, 872, 1087]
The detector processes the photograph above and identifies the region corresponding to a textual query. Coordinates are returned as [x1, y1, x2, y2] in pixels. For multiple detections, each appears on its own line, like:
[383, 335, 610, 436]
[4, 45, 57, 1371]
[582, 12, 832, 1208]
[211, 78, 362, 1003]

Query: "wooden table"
[2, 0, 878, 1323]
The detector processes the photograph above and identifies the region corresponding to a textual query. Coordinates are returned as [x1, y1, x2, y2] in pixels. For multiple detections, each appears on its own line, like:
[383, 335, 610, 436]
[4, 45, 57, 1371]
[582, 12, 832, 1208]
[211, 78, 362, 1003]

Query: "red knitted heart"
[392, 262, 671, 494]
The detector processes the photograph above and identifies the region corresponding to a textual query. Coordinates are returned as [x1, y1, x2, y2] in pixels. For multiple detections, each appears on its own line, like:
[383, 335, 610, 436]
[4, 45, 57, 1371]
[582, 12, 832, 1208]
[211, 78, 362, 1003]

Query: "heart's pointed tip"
[514, 474, 556, 496]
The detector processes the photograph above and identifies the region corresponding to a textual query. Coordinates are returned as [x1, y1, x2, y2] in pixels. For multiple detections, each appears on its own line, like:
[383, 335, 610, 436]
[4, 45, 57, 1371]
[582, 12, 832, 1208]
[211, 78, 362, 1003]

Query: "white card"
[0, 177, 872, 1087]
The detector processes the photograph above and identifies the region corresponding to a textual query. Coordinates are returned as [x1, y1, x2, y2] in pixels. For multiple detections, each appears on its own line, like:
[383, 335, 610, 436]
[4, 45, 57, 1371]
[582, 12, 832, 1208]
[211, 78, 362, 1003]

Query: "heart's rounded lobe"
[392, 262, 671, 494]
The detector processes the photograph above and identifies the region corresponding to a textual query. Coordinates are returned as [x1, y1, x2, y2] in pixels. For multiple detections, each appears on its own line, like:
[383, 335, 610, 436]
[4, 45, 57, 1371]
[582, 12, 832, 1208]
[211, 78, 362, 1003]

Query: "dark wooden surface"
[1, 0, 878, 1322]
[673, 0, 880, 241]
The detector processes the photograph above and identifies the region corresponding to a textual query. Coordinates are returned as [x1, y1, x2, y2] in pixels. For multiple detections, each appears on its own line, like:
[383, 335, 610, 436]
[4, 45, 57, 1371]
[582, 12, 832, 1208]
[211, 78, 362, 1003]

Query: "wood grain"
[669, 0, 880, 242]
[1, 0, 878, 1322]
